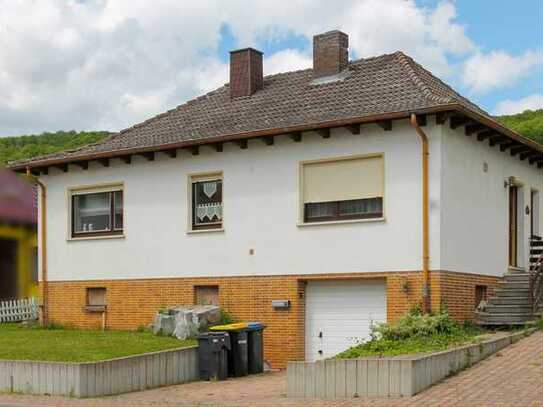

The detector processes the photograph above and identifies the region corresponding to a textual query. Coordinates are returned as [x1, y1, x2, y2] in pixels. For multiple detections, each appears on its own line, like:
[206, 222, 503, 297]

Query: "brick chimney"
[313, 30, 349, 79]
[229, 48, 263, 98]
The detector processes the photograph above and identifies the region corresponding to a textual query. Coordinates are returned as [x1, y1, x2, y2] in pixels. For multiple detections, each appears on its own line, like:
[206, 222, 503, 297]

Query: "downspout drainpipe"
[25, 167, 48, 325]
[410, 114, 431, 314]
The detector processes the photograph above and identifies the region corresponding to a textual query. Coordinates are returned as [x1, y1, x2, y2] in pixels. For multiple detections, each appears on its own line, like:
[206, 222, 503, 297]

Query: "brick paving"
[1, 331, 542, 407]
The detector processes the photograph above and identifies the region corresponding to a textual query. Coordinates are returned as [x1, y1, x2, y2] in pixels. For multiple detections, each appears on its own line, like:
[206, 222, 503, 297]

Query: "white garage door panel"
[305, 279, 387, 362]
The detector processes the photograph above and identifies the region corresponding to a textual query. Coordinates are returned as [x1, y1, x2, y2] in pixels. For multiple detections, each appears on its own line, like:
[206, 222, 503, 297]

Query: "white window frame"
[187, 171, 225, 234]
[67, 183, 125, 241]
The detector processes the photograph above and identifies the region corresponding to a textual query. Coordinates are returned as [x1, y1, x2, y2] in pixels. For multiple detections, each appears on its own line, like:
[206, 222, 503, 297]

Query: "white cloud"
[0, 0, 483, 136]
[264, 49, 312, 75]
[462, 50, 543, 94]
[494, 94, 543, 115]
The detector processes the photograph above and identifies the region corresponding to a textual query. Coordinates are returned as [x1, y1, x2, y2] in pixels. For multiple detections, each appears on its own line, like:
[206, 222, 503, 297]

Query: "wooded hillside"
[0, 131, 109, 166]
[0, 110, 542, 166]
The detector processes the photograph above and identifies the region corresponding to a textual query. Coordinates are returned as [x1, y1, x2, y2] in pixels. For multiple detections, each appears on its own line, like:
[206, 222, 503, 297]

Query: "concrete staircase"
[477, 237, 543, 326]
[477, 270, 537, 325]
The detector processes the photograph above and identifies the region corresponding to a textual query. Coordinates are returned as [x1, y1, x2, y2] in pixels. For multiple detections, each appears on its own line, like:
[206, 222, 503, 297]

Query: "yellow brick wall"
[42, 270, 500, 368]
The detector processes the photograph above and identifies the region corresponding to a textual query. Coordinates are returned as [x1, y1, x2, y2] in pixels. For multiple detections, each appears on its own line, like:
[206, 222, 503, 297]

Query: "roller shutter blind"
[303, 155, 383, 204]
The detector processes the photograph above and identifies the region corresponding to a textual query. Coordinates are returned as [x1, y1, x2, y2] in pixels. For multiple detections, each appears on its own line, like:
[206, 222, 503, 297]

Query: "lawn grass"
[0, 324, 196, 362]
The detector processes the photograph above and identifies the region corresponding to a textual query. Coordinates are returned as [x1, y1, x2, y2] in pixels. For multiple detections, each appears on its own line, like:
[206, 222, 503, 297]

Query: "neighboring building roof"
[8, 51, 543, 171]
[0, 168, 37, 225]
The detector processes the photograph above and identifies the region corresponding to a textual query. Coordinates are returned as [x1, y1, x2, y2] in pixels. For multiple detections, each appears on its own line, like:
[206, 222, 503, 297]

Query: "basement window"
[86, 287, 107, 312]
[475, 285, 487, 309]
[301, 155, 384, 223]
[195, 285, 219, 306]
[71, 186, 123, 238]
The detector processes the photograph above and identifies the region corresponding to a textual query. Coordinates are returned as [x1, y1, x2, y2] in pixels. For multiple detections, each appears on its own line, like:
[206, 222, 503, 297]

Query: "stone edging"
[0, 346, 198, 398]
[287, 329, 536, 398]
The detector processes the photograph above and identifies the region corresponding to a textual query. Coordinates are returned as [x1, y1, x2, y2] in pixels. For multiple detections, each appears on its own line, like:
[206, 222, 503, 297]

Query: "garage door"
[305, 279, 387, 362]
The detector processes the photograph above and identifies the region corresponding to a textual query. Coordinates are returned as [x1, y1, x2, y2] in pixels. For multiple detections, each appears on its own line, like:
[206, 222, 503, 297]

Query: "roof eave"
[8, 104, 459, 172]
[9, 103, 543, 172]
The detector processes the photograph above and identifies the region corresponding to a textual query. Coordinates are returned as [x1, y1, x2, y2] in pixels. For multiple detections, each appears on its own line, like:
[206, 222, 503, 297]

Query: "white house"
[11, 31, 543, 367]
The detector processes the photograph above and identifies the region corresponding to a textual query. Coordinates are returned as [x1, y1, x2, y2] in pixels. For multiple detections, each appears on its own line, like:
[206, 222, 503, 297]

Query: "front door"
[509, 186, 518, 267]
[0, 239, 17, 301]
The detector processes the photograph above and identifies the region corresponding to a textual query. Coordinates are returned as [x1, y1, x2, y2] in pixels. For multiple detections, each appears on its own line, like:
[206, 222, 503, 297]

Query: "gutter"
[25, 167, 48, 325]
[410, 114, 430, 313]
[9, 105, 460, 171]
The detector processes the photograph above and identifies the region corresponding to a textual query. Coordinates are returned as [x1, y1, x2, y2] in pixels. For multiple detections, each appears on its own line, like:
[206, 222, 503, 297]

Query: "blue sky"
[0, 0, 541, 136]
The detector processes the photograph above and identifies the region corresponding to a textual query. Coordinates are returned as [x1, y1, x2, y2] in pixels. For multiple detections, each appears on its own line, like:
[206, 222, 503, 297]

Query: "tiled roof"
[8, 51, 541, 169]
[0, 168, 37, 225]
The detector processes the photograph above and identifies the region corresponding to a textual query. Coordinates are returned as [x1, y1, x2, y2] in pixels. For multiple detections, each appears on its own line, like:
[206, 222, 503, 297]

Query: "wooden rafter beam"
[140, 152, 155, 161]
[317, 128, 331, 138]
[214, 143, 223, 152]
[98, 158, 109, 167]
[261, 136, 274, 146]
[520, 151, 539, 161]
[500, 142, 516, 152]
[74, 161, 89, 170]
[465, 123, 485, 135]
[476, 130, 494, 142]
[186, 146, 199, 156]
[377, 120, 392, 131]
[416, 114, 427, 127]
[345, 124, 361, 134]
[54, 163, 68, 172]
[165, 149, 177, 158]
[529, 156, 543, 164]
[120, 155, 132, 164]
[488, 136, 508, 147]
[236, 139, 248, 149]
[289, 132, 302, 142]
[510, 146, 530, 156]
[435, 112, 450, 125]
[449, 116, 469, 129]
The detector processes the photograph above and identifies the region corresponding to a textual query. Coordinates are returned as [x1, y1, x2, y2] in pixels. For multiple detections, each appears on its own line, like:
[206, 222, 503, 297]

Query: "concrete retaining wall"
[287, 330, 533, 398]
[0, 346, 198, 398]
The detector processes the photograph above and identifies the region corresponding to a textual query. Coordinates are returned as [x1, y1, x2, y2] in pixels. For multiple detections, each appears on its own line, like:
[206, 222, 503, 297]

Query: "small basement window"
[71, 187, 123, 238]
[195, 285, 219, 306]
[86, 287, 107, 312]
[475, 285, 487, 309]
[301, 155, 384, 223]
[190, 174, 223, 231]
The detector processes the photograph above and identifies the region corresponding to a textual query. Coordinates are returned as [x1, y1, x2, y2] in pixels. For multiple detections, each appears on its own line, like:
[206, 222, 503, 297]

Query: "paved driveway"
[1, 331, 542, 407]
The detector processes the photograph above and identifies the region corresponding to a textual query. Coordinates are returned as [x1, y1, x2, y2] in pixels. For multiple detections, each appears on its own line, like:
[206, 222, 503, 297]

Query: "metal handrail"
[529, 237, 543, 314]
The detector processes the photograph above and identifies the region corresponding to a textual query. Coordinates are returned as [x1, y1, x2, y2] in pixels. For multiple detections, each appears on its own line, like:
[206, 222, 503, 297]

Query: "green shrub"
[218, 309, 236, 325]
[335, 310, 483, 359]
[373, 310, 459, 341]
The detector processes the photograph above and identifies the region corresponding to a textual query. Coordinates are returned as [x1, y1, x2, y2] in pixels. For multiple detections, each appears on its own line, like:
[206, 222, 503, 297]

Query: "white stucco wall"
[40, 119, 443, 282]
[440, 124, 543, 276]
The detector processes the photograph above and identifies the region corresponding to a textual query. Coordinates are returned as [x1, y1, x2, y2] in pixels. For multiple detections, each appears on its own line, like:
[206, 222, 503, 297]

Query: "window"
[71, 188, 123, 237]
[190, 174, 223, 231]
[86, 287, 107, 311]
[301, 155, 384, 223]
[195, 285, 219, 306]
